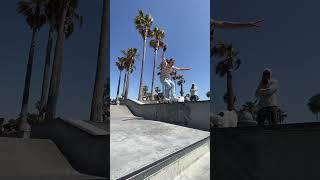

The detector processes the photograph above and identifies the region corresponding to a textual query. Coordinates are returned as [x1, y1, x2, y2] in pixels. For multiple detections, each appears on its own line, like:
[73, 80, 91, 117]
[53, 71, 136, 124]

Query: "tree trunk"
[39, 26, 54, 118]
[122, 71, 127, 97]
[124, 67, 131, 99]
[150, 47, 158, 100]
[180, 84, 184, 97]
[18, 30, 37, 138]
[226, 71, 234, 111]
[45, 4, 68, 121]
[138, 32, 147, 101]
[116, 70, 122, 100]
[90, 0, 108, 122]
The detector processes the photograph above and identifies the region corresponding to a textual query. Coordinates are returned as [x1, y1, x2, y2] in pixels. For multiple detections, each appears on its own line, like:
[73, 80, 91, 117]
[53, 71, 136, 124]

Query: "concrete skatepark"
[110, 100, 210, 180]
[0, 118, 108, 179]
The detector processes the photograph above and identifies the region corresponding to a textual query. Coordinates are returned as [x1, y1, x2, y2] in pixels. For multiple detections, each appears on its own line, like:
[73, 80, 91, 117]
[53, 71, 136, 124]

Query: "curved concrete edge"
[58, 118, 108, 136]
[31, 119, 109, 178]
[122, 136, 210, 180]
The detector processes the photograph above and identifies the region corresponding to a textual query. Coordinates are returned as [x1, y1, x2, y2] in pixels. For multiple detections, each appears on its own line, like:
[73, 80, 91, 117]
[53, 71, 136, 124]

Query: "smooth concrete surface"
[174, 152, 210, 180]
[212, 122, 320, 180]
[110, 105, 209, 180]
[125, 99, 210, 131]
[0, 137, 103, 179]
[31, 118, 108, 178]
[147, 139, 210, 180]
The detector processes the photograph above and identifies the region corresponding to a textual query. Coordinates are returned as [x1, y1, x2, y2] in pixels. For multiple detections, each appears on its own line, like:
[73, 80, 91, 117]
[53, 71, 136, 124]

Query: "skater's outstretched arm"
[174, 67, 192, 71]
[162, 45, 167, 66]
[212, 19, 264, 29]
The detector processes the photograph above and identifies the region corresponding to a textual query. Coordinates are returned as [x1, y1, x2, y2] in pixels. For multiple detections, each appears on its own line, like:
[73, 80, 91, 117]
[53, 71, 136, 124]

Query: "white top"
[255, 79, 279, 108]
[190, 86, 198, 96]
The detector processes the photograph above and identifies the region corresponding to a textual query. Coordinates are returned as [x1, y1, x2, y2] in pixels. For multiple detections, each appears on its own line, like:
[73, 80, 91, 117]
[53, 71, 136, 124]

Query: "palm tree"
[308, 94, 320, 121]
[149, 27, 165, 100]
[122, 48, 139, 99]
[176, 74, 185, 97]
[134, 10, 154, 101]
[142, 85, 148, 97]
[39, 0, 83, 119]
[17, 0, 47, 138]
[103, 80, 108, 121]
[121, 71, 127, 97]
[116, 58, 125, 100]
[45, 0, 81, 121]
[213, 43, 241, 111]
[90, 0, 108, 122]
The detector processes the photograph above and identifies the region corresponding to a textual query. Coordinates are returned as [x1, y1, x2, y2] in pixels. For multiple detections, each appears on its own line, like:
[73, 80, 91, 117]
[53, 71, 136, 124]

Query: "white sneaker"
[170, 97, 179, 102]
[163, 98, 170, 102]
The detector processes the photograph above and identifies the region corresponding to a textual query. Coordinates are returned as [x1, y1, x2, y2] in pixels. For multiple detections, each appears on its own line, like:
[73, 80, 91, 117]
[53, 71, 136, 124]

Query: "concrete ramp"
[0, 138, 104, 179]
[110, 105, 209, 179]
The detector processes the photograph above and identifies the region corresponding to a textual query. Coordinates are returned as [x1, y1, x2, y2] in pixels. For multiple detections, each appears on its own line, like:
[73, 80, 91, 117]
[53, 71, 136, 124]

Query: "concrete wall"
[125, 99, 210, 131]
[31, 119, 108, 178]
[211, 123, 320, 180]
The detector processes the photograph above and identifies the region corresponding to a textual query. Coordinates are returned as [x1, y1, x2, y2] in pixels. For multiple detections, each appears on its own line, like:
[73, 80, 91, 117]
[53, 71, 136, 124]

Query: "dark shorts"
[257, 106, 279, 125]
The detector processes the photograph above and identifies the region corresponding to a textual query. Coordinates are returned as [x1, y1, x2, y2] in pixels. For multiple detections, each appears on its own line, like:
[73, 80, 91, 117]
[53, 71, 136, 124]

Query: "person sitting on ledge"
[160, 45, 191, 102]
[255, 68, 280, 125]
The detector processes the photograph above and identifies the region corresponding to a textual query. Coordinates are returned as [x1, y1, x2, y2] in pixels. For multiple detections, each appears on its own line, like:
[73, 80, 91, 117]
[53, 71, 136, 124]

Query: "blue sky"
[0, 1, 102, 120]
[110, 0, 210, 100]
[212, 0, 320, 123]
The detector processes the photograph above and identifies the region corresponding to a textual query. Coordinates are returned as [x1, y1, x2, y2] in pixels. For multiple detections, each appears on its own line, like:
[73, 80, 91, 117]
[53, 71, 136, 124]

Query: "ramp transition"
[0, 137, 104, 179]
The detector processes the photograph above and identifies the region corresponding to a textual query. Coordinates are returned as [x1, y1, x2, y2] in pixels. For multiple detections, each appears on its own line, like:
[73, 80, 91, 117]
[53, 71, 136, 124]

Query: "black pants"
[257, 106, 279, 125]
[190, 95, 197, 101]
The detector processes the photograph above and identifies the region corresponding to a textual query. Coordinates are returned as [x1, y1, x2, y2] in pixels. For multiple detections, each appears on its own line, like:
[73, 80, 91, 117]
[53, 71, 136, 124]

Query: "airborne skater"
[160, 45, 191, 103]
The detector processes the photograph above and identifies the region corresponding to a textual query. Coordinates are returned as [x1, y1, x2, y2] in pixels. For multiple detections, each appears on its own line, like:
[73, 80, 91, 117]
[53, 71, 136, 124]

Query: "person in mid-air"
[160, 45, 191, 101]
[255, 68, 280, 125]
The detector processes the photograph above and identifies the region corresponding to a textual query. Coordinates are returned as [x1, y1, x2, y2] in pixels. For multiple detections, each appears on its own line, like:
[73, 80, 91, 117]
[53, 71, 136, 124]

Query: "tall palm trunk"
[138, 32, 147, 101]
[180, 84, 184, 97]
[90, 0, 108, 122]
[150, 47, 158, 100]
[39, 26, 54, 118]
[116, 70, 122, 99]
[122, 71, 127, 96]
[124, 66, 131, 99]
[45, 4, 68, 121]
[226, 70, 234, 111]
[19, 30, 37, 138]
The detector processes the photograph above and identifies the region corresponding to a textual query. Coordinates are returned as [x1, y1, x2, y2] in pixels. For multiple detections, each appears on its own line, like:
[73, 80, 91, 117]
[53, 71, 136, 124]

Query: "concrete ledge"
[125, 99, 210, 131]
[61, 119, 108, 136]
